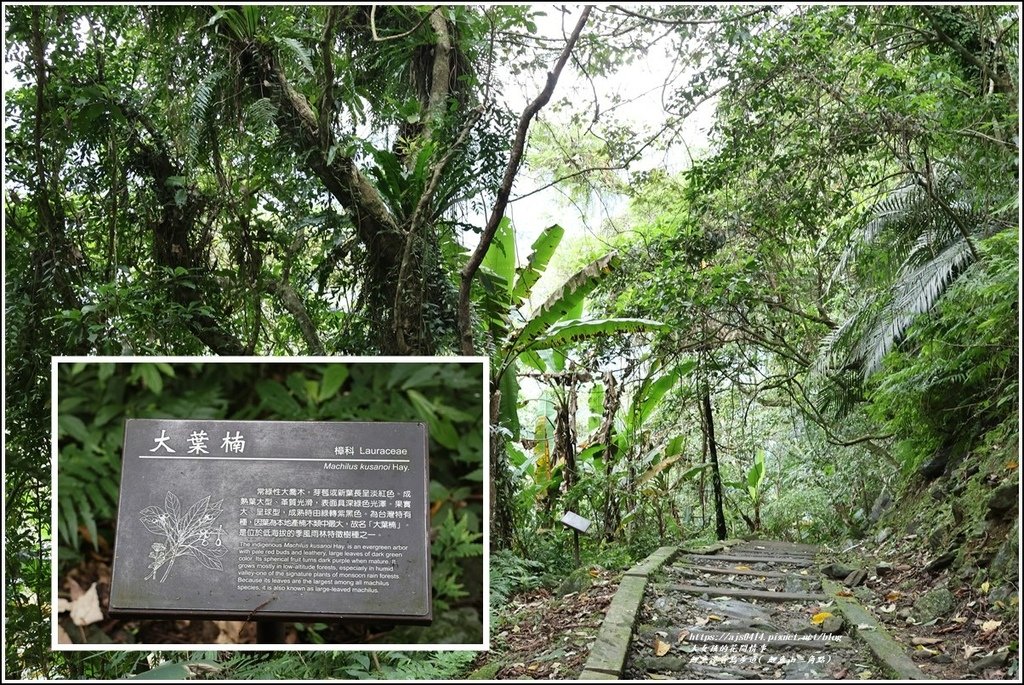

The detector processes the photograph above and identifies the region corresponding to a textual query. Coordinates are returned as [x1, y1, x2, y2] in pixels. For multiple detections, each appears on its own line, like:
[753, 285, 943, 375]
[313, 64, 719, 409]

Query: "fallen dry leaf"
[912, 637, 943, 645]
[800, 570, 809, 576]
[653, 638, 671, 656]
[836, 589, 854, 597]
[981, 619, 1001, 634]
[214, 620, 246, 644]
[878, 603, 896, 613]
[964, 645, 983, 659]
[69, 582, 103, 627]
[707, 614, 724, 622]
[952, 615, 968, 624]
[734, 565, 751, 571]
[676, 629, 690, 644]
[1006, 460, 1017, 471]
[885, 590, 902, 601]
[980, 581, 990, 593]
[811, 611, 833, 625]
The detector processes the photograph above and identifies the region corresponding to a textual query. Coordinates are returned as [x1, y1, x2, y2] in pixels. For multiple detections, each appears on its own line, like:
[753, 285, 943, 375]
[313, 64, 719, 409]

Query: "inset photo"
[52, 357, 486, 650]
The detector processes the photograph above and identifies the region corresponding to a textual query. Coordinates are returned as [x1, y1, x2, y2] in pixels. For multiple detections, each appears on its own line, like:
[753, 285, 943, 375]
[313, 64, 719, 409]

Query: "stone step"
[681, 553, 815, 566]
[638, 625, 850, 648]
[665, 583, 827, 602]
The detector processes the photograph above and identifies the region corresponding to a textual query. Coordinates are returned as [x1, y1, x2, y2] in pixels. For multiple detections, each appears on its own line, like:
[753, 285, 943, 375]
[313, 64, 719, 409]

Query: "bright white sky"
[493, 4, 718, 300]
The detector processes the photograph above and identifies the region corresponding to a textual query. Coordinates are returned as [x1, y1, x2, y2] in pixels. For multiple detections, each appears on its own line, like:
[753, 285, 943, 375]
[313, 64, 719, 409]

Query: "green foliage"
[867, 228, 1019, 471]
[489, 549, 544, 613]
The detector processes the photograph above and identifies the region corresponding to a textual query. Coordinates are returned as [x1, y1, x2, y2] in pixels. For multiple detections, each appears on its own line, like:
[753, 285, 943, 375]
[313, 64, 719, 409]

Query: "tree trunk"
[701, 386, 728, 540]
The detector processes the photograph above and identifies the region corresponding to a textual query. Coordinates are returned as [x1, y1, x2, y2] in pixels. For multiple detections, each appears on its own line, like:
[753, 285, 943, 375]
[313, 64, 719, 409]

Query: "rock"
[924, 552, 956, 574]
[988, 482, 1019, 517]
[897, 608, 913, 620]
[695, 598, 773, 621]
[969, 652, 1009, 674]
[556, 568, 592, 596]
[912, 586, 955, 623]
[918, 448, 950, 480]
[784, 576, 807, 594]
[989, 585, 1013, 604]
[868, 490, 892, 524]
[783, 660, 824, 679]
[843, 569, 868, 587]
[653, 596, 672, 613]
[875, 561, 894, 576]
[820, 615, 844, 634]
[795, 623, 822, 635]
[875, 528, 892, 544]
[932, 654, 953, 664]
[990, 523, 1019, 578]
[821, 563, 857, 579]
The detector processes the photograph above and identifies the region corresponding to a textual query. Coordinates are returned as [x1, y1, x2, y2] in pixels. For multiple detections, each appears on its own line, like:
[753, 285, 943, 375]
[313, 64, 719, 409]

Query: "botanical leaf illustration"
[142, 491, 227, 582]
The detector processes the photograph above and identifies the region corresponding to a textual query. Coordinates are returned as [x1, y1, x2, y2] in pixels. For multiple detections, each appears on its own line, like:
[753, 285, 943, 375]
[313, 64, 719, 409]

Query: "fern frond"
[187, 68, 225, 161]
[275, 36, 315, 76]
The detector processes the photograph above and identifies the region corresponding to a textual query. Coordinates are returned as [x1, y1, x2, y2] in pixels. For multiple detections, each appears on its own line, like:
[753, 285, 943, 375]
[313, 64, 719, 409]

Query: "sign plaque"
[108, 419, 432, 625]
[560, 511, 591, 534]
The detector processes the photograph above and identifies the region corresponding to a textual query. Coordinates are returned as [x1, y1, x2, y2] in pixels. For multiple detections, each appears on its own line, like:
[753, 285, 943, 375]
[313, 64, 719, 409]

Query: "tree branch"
[267, 280, 326, 354]
[457, 6, 593, 354]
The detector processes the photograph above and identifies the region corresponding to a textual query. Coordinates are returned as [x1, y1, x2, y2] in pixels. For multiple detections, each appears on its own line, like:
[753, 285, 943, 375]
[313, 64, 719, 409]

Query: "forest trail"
[620, 540, 924, 680]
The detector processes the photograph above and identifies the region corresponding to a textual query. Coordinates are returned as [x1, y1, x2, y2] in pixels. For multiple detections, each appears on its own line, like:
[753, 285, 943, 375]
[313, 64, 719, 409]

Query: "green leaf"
[255, 379, 301, 416]
[481, 217, 515, 296]
[132, 662, 190, 679]
[319, 365, 349, 401]
[507, 252, 622, 357]
[511, 224, 564, 305]
[58, 415, 90, 444]
[526, 317, 668, 352]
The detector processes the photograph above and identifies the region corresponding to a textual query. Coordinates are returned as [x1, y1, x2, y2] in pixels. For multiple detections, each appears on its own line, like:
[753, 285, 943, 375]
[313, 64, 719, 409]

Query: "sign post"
[108, 419, 432, 629]
[560, 511, 591, 568]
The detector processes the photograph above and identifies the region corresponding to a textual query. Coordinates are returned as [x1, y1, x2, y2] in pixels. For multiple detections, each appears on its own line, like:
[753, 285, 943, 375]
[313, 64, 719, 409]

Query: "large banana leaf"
[507, 251, 620, 354]
[481, 216, 516, 297]
[627, 359, 696, 432]
[511, 224, 564, 306]
[525, 317, 669, 353]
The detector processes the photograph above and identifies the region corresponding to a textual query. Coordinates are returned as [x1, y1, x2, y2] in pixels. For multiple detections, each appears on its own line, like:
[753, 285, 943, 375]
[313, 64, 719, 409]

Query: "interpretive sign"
[560, 511, 591, 534]
[108, 419, 432, 624]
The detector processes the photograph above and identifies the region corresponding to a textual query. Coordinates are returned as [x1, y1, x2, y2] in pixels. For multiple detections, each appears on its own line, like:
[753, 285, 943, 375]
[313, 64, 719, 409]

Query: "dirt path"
[621, 540, 918, 680]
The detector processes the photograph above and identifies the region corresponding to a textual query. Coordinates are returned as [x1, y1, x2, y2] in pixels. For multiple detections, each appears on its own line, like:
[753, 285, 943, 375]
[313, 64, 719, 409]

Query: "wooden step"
[681, 553, 815, 566]
[665, 583, 827, 602]
[671, 563, 811, 579]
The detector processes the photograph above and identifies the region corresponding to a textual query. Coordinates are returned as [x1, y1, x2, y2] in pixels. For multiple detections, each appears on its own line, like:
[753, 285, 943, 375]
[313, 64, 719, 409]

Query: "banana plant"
[725, 449, 767, 531]
[477, 219, 668, 440]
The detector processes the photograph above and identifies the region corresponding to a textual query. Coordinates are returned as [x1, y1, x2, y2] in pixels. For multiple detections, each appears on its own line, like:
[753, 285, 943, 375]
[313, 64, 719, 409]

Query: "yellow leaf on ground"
[734, 565, 751, 571]
[707, 614, 724, 622]
[980, 581, 990, 593]
[885, 590, 901, 601]
[836, 589, 854, 597]
[654, 638, 671, 656]
[981, 619, 1001, 634]
[811, 611, 833, 624]
[1006, 461, 1018, 471]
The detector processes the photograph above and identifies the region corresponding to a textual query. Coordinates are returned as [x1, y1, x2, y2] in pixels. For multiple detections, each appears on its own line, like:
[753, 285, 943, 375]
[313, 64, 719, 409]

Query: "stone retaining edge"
[578, 546, 678, 681]
[821, 578, 927, 680]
